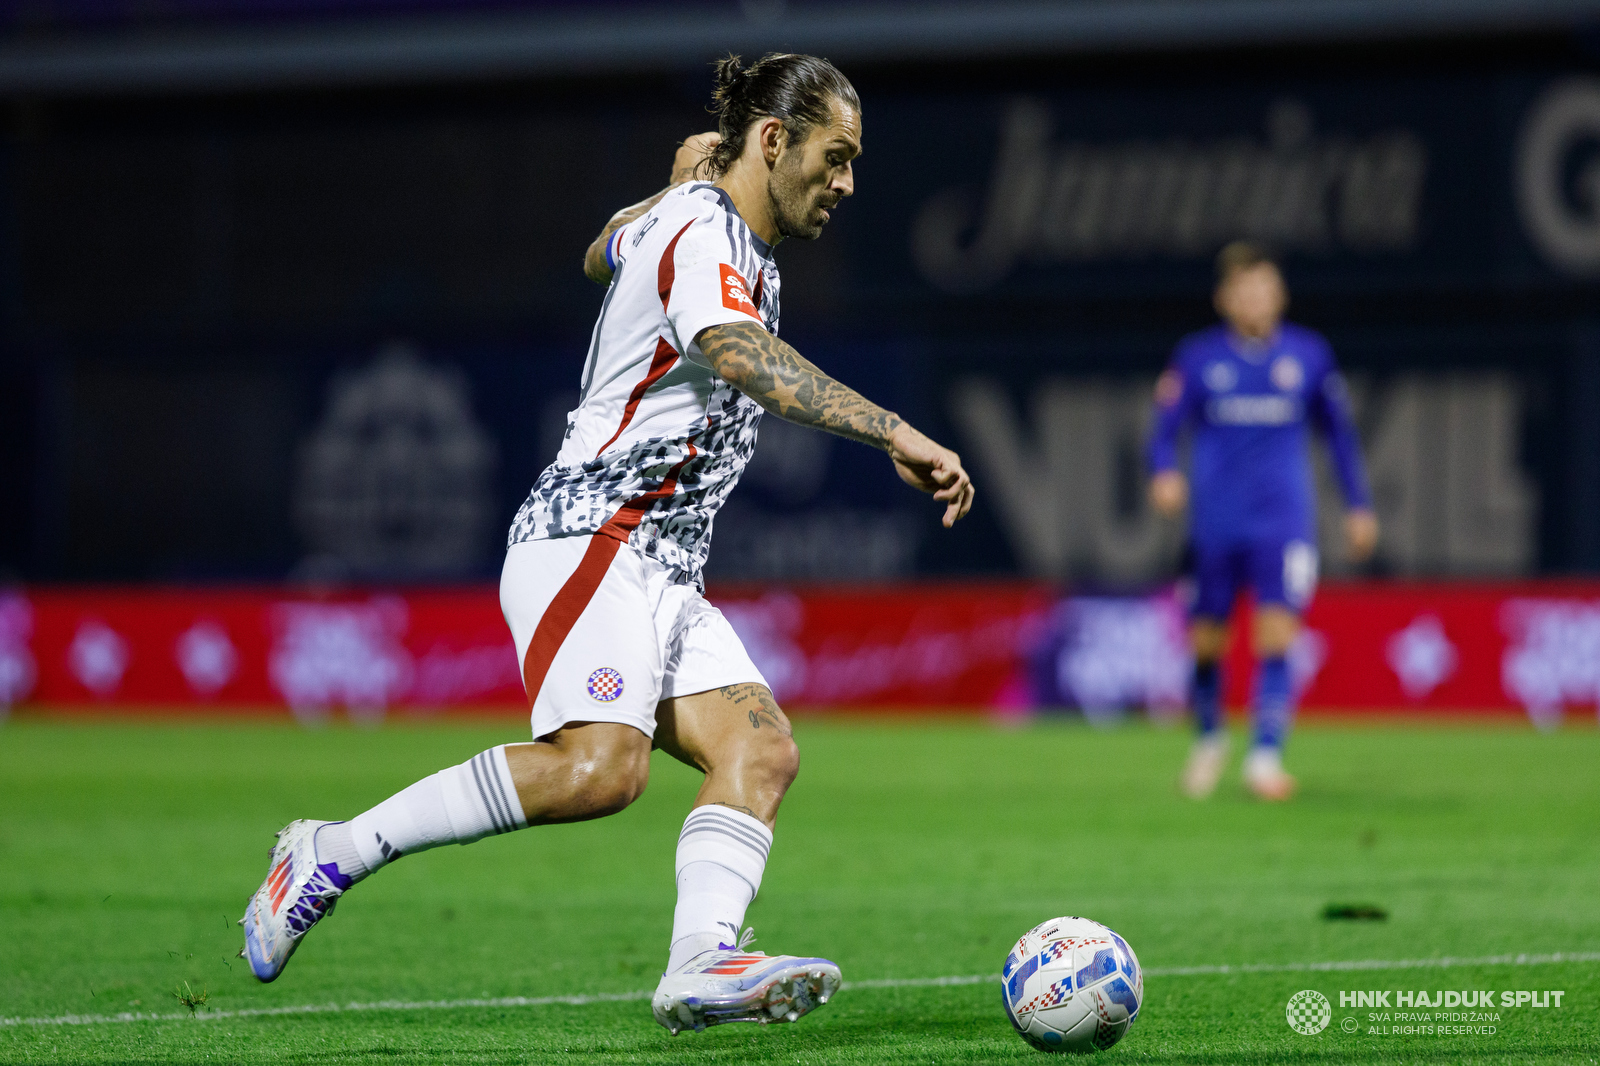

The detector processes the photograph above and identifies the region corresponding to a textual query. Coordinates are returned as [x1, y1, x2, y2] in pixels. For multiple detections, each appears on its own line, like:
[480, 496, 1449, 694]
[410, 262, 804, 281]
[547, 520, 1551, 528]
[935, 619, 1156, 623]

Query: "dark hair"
[1215, 240, 1278, 282]
[706, 52, 860, 177]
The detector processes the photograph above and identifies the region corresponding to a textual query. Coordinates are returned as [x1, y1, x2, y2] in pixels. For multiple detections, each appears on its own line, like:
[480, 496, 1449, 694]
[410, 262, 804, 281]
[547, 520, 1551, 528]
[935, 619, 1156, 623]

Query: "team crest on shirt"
[1271, 355, 1304, 392]
[586, 667, 624, 702]
[719, 264, 761, 318]
[1203, 361, 1237, 392]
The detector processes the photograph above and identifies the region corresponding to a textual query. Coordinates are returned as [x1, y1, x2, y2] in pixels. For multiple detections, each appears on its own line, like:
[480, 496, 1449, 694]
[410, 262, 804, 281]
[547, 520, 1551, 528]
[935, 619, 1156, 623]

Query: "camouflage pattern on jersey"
[507, 380, 764, 589]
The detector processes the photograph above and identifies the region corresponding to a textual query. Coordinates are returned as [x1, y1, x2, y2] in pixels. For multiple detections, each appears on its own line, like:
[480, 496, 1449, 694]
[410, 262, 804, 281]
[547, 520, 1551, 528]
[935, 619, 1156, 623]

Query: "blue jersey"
[1146, 322, 1370, 545]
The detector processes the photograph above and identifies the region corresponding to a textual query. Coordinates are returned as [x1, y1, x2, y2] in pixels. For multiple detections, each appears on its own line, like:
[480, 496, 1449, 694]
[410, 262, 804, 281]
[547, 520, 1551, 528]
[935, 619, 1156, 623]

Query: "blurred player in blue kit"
[1147, 243, 1377, 800]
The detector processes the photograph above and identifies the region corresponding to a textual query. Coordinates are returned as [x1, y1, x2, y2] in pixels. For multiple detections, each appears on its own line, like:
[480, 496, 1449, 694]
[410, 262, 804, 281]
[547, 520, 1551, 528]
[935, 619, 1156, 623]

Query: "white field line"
[4, 950, 1597, 1029]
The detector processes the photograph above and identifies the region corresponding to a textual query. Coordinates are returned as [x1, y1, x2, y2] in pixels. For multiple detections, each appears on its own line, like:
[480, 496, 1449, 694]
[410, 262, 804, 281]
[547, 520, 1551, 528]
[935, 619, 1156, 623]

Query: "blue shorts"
[1187, 538, 1319, 620]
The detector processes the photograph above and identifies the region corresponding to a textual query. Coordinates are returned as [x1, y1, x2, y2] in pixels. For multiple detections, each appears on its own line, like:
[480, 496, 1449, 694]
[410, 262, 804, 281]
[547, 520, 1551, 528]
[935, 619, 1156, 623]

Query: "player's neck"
[716, 166, 782, 248]
[1226, 322, 1279, 353]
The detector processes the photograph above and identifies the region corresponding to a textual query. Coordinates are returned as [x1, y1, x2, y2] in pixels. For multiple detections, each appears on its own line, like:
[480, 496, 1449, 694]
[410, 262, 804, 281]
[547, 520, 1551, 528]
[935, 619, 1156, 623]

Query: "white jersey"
[508, 183, 781, 589]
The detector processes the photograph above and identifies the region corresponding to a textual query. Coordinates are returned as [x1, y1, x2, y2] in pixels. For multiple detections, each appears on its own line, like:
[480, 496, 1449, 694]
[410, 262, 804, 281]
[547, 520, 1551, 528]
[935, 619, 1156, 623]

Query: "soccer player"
[241, 53, 974, 1034]
[1147, 242, 1376, 801]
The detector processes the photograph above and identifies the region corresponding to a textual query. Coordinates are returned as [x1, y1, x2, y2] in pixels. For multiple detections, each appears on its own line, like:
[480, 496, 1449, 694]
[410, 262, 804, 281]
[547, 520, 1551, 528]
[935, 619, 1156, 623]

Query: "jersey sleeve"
[605, 225, 628, 273]
[1306, 340, 1373, 509]
[665, 219, 766, 368]
[1146, 343, 1198, 474]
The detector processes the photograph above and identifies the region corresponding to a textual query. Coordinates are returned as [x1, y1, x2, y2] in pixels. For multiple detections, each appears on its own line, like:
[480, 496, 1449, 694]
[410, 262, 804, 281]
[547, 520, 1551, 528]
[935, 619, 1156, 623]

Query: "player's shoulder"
[626, 184, 719, 244]
[1172, 324, 1229, 367]
[1278, 321, 1334, 360]
[655, 184, 751, 259]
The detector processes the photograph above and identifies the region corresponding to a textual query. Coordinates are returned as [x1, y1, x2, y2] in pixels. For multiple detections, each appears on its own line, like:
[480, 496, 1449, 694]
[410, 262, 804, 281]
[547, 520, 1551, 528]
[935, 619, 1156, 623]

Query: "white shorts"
[500, 535, 768, 741]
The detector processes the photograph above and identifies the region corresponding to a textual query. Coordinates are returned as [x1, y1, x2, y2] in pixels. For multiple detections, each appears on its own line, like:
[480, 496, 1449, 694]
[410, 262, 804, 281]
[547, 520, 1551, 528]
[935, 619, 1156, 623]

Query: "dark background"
[2, 2, 1599, 583]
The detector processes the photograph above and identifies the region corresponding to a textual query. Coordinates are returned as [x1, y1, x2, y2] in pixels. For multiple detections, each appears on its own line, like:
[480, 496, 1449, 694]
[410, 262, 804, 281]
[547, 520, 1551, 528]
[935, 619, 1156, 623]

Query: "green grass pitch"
[1, 715, 1597, 1064]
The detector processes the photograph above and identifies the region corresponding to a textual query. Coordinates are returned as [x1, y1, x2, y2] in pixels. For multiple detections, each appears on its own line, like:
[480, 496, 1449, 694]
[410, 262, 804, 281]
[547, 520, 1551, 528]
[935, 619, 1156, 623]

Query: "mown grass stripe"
[5, 949, 1596, 1029]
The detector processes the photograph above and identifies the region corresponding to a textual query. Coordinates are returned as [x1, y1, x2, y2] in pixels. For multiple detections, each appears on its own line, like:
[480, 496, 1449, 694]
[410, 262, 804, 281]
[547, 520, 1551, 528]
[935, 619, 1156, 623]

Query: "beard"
[768, 154, 829, 241]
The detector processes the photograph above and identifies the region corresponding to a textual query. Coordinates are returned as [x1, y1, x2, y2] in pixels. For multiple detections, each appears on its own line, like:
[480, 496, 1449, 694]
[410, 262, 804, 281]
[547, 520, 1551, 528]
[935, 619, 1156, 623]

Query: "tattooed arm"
[583, 132, 720, 285]
[697, 320, 976, 526]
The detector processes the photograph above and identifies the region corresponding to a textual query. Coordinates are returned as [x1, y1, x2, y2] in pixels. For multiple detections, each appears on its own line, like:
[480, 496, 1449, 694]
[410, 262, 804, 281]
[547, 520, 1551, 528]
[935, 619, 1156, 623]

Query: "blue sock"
[1193, 661, 1223, 737]
[1253, 656, 1293, 749]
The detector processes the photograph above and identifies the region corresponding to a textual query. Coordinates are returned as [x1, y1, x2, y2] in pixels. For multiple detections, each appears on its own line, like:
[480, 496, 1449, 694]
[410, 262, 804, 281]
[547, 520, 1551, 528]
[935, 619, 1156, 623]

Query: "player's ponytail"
[706, 52, 859, 178]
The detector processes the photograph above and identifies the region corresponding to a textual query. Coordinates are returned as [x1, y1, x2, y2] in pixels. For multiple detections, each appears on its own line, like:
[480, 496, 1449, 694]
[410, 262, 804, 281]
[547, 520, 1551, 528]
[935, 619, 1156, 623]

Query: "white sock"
[345, 746, 527, 875]
[668, 806, 772, 972]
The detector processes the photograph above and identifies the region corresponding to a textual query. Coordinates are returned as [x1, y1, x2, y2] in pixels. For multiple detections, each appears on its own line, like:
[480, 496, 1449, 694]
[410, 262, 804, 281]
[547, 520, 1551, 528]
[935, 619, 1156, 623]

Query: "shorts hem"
[530, 704, 657, 742]
[660, 666, 770, 702]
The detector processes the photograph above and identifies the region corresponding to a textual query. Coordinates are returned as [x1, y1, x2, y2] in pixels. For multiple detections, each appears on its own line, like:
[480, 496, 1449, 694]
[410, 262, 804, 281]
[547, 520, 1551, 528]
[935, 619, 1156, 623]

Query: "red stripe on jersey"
[657, 220, 694, 309]
[594, 336, 678, 457]
[520, 436, 700, 708]
[598, 436, 698, 540]
[592, 219, 696, 458]
[750, 271, 763, 312]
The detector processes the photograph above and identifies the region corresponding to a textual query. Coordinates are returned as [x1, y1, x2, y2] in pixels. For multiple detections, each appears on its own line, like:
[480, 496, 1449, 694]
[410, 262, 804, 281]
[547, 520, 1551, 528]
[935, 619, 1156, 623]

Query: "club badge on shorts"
[586, 667, 624, 702]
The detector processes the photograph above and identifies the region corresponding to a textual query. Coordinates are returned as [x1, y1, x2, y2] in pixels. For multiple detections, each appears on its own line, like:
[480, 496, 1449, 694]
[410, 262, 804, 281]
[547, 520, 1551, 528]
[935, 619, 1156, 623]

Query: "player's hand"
[671, 132, 720, 185]
[888, 423, 975, 528]
[1345, 508, 1379, 562]
[1149, 470, 1188, 516]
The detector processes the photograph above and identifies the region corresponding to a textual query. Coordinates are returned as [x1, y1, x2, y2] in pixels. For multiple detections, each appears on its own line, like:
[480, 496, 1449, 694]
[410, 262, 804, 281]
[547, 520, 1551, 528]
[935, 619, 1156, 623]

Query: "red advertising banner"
[2, 581, 1598, 721]
[2, 587, 523, 718]
[1289, 581, 1600, 722]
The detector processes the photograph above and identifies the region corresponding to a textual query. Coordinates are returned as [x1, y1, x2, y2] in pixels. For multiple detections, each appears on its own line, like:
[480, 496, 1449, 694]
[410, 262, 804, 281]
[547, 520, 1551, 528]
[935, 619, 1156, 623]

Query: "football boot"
[1243, 746, 1297, 801]
[240, 819, 352, 982]
[1180, 733, 1229, 799]
[652, 928, 841, 1035]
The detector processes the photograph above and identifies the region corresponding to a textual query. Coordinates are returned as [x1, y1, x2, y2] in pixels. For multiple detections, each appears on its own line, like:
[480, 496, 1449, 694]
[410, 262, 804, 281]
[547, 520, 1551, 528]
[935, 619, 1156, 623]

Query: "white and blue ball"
[1002, 916, 1142, 1053]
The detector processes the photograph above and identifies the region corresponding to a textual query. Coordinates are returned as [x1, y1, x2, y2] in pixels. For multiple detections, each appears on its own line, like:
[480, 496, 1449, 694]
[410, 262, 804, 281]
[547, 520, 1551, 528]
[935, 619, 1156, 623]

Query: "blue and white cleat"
[240, 819, 352, 982]
[651, 930, 842, 1035]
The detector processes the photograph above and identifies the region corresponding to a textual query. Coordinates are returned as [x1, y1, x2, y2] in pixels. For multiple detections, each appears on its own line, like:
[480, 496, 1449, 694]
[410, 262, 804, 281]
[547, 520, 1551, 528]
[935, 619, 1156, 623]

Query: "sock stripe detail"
[469, 753, 512, 835]
[679, 810, 771, 859]
[481, 751, 515, 833]
[486, 750, 523, 831]
[678, 823, 768, 862]
[681, 808, 772, 849]
[484, 749, 523, 831]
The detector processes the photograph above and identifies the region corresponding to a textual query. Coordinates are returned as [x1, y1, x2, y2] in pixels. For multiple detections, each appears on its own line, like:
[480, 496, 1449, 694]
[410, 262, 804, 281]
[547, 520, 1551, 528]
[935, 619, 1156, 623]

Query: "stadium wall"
[4, 581, 1599, 724]
[3, 39, 1600, 584]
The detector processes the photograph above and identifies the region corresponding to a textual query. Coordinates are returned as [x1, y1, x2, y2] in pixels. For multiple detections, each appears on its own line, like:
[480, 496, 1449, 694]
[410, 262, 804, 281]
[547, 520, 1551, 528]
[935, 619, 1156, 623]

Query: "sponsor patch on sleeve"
[719, 264, 762, 319]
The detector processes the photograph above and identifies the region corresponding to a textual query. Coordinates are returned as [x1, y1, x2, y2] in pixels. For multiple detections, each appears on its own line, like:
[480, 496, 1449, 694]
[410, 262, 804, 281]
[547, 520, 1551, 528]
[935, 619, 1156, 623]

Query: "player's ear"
[760, 117, 787, 166]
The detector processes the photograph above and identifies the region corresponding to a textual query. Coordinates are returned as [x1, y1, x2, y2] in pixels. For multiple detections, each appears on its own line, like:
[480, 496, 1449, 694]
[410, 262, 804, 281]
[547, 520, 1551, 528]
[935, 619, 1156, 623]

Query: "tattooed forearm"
[583, 187, 672, 285]
[718, 683, 793, 737]
[698, 321, 905, 450]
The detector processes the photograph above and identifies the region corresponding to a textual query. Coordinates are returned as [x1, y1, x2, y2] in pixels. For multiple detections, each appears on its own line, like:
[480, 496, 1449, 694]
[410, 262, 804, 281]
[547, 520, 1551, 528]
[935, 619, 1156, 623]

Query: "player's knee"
[1190, 621, 1228, 662]
[1252, 609, 1298, 658]
[570, 741, 651, 816]
[750, 726, 800, 791]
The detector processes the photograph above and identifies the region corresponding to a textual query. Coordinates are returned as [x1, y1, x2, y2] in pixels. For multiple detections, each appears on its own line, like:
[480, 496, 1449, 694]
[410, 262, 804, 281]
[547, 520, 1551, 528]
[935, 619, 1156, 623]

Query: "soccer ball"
[1001, 916, 1143, 1053]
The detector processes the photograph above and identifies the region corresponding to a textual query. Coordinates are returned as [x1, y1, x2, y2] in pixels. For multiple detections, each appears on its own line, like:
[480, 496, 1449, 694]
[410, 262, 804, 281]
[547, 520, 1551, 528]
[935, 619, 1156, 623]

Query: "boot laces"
[284, 864, 344, 937]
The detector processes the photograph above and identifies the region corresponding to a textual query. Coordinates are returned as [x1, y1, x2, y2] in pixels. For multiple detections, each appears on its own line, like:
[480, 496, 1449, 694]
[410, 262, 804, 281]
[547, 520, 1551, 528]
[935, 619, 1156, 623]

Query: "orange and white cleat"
[1243, 746, 1297, 801]
[240, 819, 350, 982]
[651, 929, 841, 1035]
